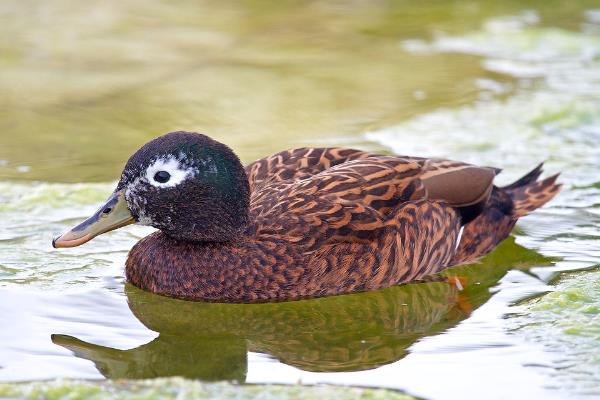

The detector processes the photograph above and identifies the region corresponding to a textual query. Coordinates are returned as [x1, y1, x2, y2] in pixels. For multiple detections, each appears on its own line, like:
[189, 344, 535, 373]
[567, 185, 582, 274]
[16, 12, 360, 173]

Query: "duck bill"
[52, 190, 135, 248]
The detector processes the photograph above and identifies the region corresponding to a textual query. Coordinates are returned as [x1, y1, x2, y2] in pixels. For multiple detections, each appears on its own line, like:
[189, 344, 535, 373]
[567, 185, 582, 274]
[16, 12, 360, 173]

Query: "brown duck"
[52, 131, 561, 302]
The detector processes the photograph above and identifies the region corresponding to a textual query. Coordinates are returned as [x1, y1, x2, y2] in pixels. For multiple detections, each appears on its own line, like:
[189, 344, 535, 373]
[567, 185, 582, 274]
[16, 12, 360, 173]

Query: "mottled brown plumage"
[120, 135, 561, 302]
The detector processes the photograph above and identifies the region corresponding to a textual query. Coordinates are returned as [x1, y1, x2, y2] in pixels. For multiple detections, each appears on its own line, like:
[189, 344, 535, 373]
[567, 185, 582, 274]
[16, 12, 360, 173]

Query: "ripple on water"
[511, 269, 600, 396]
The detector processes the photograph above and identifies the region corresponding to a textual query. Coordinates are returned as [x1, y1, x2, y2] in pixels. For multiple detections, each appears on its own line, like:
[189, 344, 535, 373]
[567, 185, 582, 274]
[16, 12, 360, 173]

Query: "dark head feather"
[118, 131, 250, 242]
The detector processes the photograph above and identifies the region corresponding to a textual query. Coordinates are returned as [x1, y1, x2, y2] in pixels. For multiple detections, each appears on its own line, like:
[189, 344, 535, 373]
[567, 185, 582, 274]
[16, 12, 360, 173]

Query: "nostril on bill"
[102, 207, 112, 214]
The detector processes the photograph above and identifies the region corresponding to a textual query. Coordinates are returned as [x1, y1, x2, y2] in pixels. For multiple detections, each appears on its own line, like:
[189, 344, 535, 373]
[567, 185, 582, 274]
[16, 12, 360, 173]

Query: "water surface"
[0, 1, 599, 399]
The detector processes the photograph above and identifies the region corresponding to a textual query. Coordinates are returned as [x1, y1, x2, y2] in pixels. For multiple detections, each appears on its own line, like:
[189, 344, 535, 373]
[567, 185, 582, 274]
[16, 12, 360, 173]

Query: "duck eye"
[154, 171, 171, 183]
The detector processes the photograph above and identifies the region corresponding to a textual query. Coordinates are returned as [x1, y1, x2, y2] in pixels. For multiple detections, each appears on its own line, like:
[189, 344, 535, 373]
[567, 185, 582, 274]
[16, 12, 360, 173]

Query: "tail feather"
[504, 171, 561, 218]
[502, 162, 545, 190]
[451, 163, 561, 265]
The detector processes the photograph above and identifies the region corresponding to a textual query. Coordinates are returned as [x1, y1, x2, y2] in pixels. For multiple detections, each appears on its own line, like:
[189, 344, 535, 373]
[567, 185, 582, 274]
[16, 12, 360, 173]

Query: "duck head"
[53, 131, 250, 247]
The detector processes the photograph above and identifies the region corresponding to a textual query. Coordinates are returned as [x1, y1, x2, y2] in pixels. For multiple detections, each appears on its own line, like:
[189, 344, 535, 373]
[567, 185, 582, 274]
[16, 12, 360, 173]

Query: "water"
[0, 1, 599, 399]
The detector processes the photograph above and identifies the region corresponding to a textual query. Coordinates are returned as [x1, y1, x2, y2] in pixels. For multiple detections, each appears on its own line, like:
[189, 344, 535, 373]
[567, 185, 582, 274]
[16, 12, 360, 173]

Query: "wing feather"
[247, 148, 497, 251]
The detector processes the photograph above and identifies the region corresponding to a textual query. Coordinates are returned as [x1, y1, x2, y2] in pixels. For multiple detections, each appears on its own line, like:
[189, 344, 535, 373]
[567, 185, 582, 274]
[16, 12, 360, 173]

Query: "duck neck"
[160, 165, 251, 243]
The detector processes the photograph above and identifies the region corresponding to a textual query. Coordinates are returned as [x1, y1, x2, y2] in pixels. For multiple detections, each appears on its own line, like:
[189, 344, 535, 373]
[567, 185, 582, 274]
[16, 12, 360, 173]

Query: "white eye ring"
[145, 156, 192, 188]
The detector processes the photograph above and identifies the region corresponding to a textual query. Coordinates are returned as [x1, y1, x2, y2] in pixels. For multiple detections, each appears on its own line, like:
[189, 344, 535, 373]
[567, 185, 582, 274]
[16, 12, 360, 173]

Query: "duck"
[52, 131, 561, 302]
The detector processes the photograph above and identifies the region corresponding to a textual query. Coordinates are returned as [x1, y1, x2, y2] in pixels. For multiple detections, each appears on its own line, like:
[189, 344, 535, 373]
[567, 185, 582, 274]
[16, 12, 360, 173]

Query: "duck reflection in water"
[52, 238, 555, 382]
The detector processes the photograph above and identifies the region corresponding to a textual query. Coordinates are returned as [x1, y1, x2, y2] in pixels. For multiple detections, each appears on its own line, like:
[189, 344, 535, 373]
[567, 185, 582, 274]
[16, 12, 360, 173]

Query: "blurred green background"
[0, 0, 595, 181]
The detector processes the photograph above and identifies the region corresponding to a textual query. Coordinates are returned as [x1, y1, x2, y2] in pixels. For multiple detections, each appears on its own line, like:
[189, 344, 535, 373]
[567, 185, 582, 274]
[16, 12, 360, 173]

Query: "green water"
[0, 1, 599, 399]
[0, 379, 414, 400]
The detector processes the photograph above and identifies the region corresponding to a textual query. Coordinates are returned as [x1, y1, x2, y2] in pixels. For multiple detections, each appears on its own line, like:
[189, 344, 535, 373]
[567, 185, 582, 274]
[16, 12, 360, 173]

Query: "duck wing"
[248, 151, 497, 250]
[245, 147, 376, 192]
